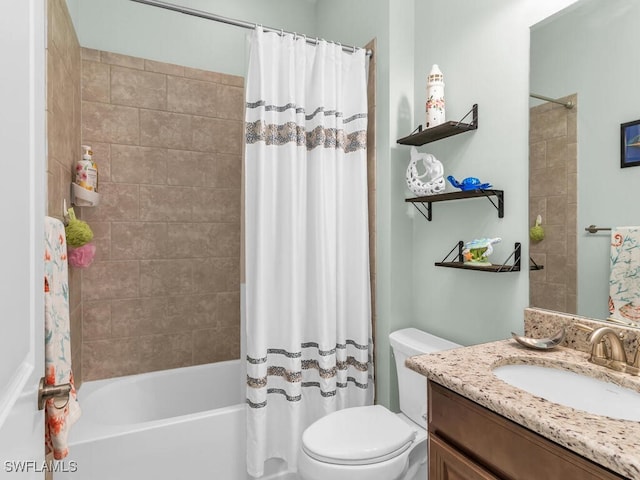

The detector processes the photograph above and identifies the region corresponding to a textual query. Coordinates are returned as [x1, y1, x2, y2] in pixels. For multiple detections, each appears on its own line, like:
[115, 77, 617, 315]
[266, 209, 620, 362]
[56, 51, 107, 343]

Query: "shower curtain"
[244, 27, 373, 477]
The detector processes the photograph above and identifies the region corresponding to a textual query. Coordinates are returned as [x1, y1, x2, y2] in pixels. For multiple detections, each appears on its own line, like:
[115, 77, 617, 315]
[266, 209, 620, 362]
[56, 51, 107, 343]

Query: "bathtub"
[58, 360, 285, 480]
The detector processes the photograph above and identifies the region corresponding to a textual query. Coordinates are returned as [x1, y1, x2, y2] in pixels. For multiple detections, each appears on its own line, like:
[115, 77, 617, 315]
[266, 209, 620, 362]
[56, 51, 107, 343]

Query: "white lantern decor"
[426, 64, 445, 128]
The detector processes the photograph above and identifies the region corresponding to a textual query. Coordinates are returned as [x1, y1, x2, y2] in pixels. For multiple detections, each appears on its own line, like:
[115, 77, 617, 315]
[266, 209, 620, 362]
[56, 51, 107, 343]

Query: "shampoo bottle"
[75, 145, 98, 192]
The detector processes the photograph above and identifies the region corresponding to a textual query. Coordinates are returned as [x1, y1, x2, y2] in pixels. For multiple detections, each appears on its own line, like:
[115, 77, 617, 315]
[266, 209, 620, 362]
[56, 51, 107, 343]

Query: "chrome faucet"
[587, 326, 639, 376]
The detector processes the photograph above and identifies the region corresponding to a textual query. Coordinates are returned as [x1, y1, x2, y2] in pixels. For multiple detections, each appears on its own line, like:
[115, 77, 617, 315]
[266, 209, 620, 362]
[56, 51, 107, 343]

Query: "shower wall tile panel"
[80, 48, 243, 380]
[47, 0, 83, 387]
[529, 94, 577, 314]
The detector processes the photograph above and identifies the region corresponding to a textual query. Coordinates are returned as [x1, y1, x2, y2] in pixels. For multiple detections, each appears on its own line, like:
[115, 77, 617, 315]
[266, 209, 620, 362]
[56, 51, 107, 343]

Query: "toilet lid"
[302, 405, 416, 465]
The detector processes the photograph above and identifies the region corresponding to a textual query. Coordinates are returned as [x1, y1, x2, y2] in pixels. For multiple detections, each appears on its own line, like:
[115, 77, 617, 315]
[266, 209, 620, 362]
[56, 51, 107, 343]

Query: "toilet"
[298, 328, 461, 480]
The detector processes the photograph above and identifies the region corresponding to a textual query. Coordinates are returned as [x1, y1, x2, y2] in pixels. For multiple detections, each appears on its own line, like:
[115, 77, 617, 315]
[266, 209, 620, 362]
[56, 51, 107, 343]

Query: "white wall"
[531, 0, 640, 320]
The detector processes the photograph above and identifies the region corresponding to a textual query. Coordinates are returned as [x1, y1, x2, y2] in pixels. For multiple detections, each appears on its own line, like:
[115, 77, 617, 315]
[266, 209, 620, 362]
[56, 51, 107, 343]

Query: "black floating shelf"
[435, 242, 544, 272]
[397, 104, 478, 146]
[406, 189, 503, 221]
[436, 241, 522, 273]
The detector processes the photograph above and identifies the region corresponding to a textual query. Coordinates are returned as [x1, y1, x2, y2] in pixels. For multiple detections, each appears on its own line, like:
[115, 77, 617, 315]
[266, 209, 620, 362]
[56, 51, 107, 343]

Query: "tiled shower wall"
[47, 0, 83, 384]
[529, 94, 577, 313]
[79, 48, 243, 380]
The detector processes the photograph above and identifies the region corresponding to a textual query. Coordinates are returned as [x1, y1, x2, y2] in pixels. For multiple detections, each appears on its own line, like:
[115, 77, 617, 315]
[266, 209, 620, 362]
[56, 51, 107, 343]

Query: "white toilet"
[298, 328, 461, 480]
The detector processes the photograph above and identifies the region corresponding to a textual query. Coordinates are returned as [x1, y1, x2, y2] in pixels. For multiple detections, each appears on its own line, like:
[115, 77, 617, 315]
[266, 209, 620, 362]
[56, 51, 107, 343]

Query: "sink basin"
[492, 363, 640, 421]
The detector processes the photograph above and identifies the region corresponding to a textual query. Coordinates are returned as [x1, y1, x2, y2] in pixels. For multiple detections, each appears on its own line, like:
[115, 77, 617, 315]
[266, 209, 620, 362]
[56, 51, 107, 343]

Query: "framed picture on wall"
[621, 118, 640, 168]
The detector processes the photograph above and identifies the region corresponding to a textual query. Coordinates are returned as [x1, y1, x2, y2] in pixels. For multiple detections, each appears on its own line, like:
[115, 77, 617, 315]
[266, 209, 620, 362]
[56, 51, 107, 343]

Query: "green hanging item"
[529, 214, 545, 242]
[65, 207, 94, 247]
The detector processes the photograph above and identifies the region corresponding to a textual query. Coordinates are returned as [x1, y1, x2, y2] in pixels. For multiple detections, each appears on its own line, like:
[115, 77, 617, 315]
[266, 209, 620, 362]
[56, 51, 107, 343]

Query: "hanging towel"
[44, 216, 81, 460]
[609, 226, 640, 326]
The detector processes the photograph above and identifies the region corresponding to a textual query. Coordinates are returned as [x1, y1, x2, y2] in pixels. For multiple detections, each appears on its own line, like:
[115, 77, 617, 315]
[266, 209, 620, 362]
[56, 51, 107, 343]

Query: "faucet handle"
[575, 323, 594, 334]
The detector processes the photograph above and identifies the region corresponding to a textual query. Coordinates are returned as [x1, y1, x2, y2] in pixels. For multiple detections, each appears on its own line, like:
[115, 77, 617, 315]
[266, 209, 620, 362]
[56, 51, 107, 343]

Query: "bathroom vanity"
[428, 382, 623, 479]
[406, 311, 640, 480]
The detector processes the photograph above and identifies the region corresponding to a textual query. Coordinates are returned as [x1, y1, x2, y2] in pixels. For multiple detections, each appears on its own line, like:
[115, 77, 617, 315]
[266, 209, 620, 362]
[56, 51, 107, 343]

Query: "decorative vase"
[426, 64, 445, 128]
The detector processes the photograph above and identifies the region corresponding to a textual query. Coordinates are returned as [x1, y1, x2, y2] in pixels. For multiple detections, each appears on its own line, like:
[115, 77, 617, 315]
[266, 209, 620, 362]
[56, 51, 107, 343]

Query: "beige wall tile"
[529, 97, 576, 314]
[111, 144, 168, 184]
[167, 222, 240, 258]
[166, 149, 204, 186]
[191, 116, 243, 153]
[183, 67, 244, 87]
[81, 60, 110, 103]
[216, 84, 244, 121]
[546, 137, 569, 168]
[139, 259, 193, 296]
[140, 109, 192, 150]
[217, 292, 240, 328]
[200, 152, 242, 188]
[78, 51, 246, 380]
[544, 165, 568, 196]
[145, 59, 184, 76]
[82, 101, 140, 145]
[82, 337, 140, 380]
[82, 301, 112, 340]
[529, 141, 546, 171]
[192, 325, 240, 365]
[111, 66, 167, 110]
[167, 76, 220, 118]
[192, 187, 241, 223]
[137, 333, 192, 372]
[110, 297, 174, 336]
[81, 182, 139, 222]
[111, 222, 168, 260]
[167, 77, 243, 120]
[546, 196, 568, 225]
[83, 221, 110, 262]
[80, 47, 101, 62]
[83, 261, 139, 301]
[167, 294, 217, 328]
[48, 0, 78, 75]
[100, 51, 145, 70]
[139, 185, 192, 221]
[192, 257, 240, 294]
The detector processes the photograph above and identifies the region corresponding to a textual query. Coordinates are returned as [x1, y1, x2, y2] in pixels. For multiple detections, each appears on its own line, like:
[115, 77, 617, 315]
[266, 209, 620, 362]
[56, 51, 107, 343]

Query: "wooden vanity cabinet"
[428, 381, 625, 480]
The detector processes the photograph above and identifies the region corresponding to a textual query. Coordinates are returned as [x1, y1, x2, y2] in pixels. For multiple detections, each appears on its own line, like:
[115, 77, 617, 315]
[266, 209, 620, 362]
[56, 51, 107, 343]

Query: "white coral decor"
[406, 146, 446, 196]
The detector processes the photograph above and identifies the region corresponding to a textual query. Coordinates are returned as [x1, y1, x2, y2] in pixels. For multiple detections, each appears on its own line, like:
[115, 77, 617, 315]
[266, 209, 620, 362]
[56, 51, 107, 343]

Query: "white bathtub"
[58, 360, 258, 480]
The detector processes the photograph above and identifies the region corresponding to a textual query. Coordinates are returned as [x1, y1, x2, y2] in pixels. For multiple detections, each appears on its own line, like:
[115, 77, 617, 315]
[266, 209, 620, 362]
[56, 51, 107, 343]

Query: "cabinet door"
[430, 435, 500, 480]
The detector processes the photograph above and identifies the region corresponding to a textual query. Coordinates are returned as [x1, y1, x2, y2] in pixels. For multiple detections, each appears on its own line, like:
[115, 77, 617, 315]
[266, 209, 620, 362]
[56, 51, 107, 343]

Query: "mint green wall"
[66, 0, 318, 76]
[407, 0, 577, 349]
[531, 0, 640, 320]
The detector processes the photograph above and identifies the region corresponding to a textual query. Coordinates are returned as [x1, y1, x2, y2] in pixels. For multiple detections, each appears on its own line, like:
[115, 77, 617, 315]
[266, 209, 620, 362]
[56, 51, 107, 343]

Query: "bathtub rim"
[71, 359, 244, 445]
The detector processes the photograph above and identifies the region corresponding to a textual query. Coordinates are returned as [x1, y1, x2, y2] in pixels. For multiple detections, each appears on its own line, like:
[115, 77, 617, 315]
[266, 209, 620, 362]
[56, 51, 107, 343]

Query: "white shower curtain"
[244, 27, 373, 477]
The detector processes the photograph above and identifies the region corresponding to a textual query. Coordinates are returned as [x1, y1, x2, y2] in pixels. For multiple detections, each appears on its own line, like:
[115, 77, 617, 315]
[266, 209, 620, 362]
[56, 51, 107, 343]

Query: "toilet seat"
[302, 405, 416, 466]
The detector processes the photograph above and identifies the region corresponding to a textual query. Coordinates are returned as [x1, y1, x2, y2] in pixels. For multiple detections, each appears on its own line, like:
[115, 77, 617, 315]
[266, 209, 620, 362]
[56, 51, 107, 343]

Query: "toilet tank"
[389, 328, 460, 428]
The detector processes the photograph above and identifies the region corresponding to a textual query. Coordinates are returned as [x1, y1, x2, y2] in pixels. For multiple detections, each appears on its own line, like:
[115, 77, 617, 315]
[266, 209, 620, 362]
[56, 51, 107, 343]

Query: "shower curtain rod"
[529, 93, 574, 109]
[129, 0, 372, 57]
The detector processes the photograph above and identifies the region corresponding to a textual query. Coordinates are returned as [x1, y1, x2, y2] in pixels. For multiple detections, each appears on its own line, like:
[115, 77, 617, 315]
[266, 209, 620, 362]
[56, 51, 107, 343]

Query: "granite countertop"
[406, 339, 640, 479]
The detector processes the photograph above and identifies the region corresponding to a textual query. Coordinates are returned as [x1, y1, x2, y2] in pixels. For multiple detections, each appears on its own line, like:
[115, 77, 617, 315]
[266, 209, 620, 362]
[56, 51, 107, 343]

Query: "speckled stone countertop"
[407, 337, 640, 479]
